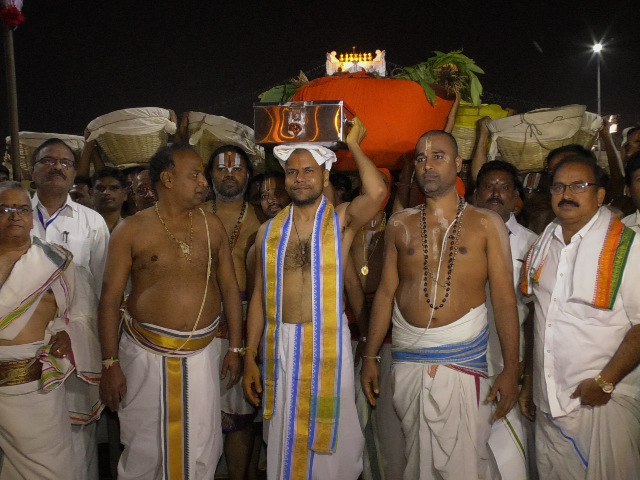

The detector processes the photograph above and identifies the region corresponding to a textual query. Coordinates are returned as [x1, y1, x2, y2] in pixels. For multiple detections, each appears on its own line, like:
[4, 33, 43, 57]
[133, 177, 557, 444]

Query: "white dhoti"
[266, 318, 364, 480]
[392, 302, 492, 480]
[0, 342, 74, 480]
[354, 342, 406, 480]
[486, 372, 529, 480]
[535, 394, 640, 480]
[117, 321, 223, 480]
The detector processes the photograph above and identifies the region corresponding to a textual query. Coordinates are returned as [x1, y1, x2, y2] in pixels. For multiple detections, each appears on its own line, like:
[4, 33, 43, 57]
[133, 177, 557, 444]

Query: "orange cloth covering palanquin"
[292, 72, 455, 172]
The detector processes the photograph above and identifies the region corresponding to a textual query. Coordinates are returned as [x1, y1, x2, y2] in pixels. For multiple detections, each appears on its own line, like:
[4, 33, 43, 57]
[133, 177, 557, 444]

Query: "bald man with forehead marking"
[362, 130, 520, 479]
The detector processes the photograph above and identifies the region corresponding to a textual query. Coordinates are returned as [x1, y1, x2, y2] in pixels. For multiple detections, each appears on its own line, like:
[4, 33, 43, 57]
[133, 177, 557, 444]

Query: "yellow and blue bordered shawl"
[262, 196, 343, 478]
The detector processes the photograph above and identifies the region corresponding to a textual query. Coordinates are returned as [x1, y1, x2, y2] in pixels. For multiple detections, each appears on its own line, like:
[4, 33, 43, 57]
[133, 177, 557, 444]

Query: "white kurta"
[117, 328, 223, 480]
[486, 214, 537, 480]
[530, 207, 640, 478]
[392, 302, 492, 480]
[266, 318, 364, 480]
[622, 209, 640, 232]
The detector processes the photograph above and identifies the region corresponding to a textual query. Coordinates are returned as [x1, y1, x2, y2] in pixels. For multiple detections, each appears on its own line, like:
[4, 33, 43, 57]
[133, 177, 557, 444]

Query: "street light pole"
[596, 53, 601, 117]
[592, 42, 603, 116]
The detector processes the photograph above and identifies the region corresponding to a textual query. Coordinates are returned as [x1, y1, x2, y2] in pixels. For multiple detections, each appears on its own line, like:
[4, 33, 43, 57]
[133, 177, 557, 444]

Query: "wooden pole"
[2, 23, 21, 181]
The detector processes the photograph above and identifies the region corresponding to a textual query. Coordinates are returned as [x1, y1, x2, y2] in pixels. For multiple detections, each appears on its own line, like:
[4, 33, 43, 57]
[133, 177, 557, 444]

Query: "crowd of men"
[0, 117, 638, 480]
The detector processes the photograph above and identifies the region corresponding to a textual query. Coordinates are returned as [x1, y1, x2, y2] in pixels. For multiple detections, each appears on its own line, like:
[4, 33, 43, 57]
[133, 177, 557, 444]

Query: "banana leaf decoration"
[258, 71, 309, 103]
[395, 50, 484, 106]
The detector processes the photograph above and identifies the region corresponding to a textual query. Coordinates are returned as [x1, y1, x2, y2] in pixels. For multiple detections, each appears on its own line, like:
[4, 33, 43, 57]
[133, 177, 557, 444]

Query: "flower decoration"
[0, 1, 25, 29]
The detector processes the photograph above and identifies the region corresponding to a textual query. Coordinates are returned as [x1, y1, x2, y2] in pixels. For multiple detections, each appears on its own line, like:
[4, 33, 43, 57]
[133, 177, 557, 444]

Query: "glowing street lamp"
[592, 42, 603, 117]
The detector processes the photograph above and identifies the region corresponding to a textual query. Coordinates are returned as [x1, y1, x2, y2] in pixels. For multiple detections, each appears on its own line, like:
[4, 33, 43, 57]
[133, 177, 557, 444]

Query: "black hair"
[329, 172, 352, 192]
[0, 165, 10, 177]
[418, 130, 459, 158]
[31, 138, 78, 166]
[625, 152, 640, 187]
[149, 143, 196, 186]
[544, 144, 593, 171]
[73, 174, 93, 188]
[552, 153, 609, 188]
[207, 145, 254, 179]
[93, 166, 126, 188]
[625, 126, 640, 145]
[476, 160, 524, 199]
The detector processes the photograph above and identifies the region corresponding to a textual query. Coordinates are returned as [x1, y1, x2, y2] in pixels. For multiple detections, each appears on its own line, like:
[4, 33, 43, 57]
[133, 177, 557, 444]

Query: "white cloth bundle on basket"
[86, 108, 176, 141]
[487, 104, 602, 171]
[187, 112, 264, 170]
[86, 108, 177, 168]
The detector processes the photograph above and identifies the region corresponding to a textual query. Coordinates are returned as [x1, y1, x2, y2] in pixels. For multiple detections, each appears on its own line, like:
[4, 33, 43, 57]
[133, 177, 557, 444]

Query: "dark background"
[1, 0, 639, 143]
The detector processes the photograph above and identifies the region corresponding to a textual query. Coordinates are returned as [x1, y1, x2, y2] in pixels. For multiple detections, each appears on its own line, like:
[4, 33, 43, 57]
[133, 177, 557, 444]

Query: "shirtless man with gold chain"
[243, 118, 386, 479]
[361, 131, 520, 480]
[99, 144, 243, 479]
[205, 145, 261, 479]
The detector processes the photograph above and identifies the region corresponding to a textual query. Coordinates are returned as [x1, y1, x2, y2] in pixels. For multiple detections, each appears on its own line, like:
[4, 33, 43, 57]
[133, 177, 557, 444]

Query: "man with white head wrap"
[243, 118, 386, 479]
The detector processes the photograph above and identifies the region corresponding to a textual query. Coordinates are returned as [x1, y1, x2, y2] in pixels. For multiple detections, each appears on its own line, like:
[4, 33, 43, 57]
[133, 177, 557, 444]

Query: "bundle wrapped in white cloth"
[86, 107, 177, 168]
[86, 108, 177, 141]
[187, 112, 264, 170]
[487, 104, 602, 171]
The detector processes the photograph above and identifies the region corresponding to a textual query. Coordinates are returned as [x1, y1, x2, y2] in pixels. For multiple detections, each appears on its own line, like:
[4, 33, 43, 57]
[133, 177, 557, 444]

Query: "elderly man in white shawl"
[519, 152, 640, 479]
[0, 182, 102, 479]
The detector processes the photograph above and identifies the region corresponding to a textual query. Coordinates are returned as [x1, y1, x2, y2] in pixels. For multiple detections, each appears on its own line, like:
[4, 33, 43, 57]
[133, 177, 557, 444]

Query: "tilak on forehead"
[261, 177, 277, 192]
[215, 151, 243, 173]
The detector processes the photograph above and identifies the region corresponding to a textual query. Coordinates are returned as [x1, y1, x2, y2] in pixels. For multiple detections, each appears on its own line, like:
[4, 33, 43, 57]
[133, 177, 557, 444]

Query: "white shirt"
[31, 193, 110, 296]
[486, 213, 538, 377]
[532, 208, 640, 417]
[622, 210, 640, 232]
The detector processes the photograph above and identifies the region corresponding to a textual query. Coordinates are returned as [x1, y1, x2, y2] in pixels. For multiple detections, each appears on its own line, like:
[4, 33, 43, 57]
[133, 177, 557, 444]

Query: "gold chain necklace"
[212, 201, 247, 250]
[155, 203, 193, 260]
[360, 212, 386, 276]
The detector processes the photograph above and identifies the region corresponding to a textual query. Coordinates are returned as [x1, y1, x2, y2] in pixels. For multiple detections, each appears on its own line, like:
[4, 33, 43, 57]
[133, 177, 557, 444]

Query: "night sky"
[1, 0, 639, 145]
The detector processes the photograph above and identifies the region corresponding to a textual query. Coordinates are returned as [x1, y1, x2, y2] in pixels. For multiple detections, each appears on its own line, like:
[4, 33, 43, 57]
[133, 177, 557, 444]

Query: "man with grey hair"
[0, 181, 101, 479]
[206, 145, 261, 479]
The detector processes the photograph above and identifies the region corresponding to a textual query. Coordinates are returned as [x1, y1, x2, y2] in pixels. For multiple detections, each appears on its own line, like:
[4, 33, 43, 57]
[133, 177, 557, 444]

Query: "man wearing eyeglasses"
[0, 181, 101, 479]
[30, 138, 109, 480]
[92, 167, 128, 232]
[474, 160, 538, 480]
[520, 152, 640, 479]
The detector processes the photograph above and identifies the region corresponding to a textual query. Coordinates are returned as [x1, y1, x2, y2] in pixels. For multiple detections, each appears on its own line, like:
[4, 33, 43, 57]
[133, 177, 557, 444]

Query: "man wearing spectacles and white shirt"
[30, 138, 109, 480]
[520, 152, 640, 479]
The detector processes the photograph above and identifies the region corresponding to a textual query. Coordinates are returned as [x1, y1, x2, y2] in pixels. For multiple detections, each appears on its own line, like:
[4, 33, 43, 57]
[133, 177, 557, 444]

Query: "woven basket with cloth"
[186, 112, 264, 172]
[488, 105, 602, 172]
[86, 107, 177, 169]
[451, 103, 508, 160]
[4, 132, 85, 180]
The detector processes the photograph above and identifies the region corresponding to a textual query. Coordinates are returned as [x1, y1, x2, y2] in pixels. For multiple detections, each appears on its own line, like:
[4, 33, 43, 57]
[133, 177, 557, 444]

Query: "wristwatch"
[594, 374, 615, 394]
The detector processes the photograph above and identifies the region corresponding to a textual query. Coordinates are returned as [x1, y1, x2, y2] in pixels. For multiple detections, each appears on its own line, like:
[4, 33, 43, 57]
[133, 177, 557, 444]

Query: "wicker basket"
[86, 108, 176, 169]
[4, 132, 85, 180]
[186, 112, 265, 172]
[451, 104, 508, 160]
